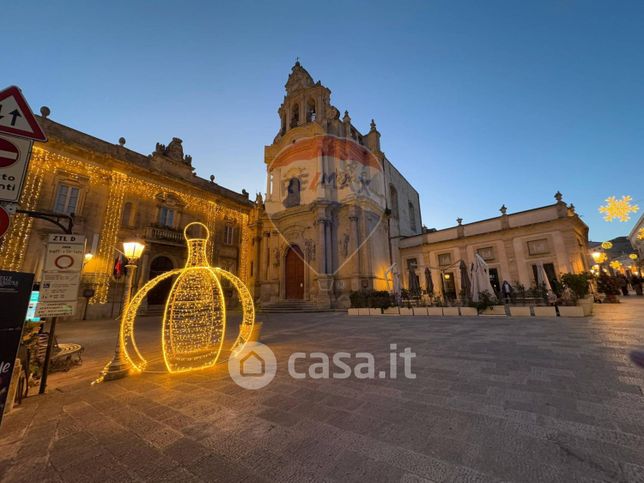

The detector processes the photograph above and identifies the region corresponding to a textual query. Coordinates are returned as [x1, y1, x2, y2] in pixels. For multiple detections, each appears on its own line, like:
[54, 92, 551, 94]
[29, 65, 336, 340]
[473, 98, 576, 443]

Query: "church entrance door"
[284, 245, 304, 299]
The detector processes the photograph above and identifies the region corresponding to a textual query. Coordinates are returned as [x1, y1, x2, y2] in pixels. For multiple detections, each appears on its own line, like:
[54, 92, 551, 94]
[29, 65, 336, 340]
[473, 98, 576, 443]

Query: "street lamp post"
[100, 241, 145, 381]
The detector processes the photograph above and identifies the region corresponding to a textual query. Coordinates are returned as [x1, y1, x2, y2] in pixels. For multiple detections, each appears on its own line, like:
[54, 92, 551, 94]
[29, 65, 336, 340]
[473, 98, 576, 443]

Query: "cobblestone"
[1, 299, 643, 481]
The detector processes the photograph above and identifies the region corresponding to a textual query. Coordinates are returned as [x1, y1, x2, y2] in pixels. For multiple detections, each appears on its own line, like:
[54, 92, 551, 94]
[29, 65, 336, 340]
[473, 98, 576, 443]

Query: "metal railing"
[143, 225, 184, 243]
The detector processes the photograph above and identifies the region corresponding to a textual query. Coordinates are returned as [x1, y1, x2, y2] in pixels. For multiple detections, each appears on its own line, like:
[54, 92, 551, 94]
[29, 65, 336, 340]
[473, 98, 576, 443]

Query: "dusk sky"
[6, 0, 643, 242]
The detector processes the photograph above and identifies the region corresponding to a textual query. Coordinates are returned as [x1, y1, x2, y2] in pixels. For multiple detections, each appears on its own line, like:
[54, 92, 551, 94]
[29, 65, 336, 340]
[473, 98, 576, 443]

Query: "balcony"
[143, 225, 184, 245]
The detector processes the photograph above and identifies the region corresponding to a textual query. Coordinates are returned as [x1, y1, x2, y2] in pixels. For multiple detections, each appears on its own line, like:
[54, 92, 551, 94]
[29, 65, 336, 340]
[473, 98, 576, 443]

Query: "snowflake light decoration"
[599, 195, 639, 222]
[609, 260, 622, 270]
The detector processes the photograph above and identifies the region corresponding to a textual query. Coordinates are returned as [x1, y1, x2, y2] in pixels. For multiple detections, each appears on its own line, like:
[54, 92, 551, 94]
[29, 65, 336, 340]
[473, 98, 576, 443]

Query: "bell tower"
[275, 61, 335, 139]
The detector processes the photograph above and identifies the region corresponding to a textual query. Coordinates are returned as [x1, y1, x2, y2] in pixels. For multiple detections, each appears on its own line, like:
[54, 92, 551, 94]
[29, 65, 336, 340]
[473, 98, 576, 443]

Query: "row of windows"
[435, 239, 552, 267]
[54, 182, 237, 245]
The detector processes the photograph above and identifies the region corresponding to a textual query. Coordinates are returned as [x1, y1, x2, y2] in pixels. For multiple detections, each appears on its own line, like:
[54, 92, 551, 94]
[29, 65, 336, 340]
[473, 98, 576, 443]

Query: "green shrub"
[597, 273, 620, 296]
[473, 290, 496, 313]
[560, 272, 592, 300]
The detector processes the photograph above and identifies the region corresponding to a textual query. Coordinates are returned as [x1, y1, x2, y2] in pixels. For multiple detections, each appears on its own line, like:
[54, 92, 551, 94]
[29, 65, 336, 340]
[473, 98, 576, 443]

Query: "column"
[349, 210, 360, 277]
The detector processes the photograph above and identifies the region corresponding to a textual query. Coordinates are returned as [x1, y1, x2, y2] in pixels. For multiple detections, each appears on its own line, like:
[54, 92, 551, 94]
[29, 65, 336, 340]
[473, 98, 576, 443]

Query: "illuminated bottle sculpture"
[120, 222, 255, 374]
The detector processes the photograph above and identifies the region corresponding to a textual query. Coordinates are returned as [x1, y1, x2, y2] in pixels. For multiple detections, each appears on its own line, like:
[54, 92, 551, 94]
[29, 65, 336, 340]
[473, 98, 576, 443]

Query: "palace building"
[0, 113, 254, 319]
[399, 193, 590, 299]
[253, 62, 422, 309]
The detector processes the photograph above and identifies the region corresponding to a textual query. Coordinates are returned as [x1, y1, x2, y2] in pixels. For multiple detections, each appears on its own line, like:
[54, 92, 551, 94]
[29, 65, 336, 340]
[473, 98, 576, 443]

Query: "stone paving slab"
[1, 299, 644, 482]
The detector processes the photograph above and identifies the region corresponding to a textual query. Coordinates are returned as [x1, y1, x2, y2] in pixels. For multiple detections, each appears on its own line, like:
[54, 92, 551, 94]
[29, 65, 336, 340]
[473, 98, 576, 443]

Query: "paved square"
[1, 299, 643, 482]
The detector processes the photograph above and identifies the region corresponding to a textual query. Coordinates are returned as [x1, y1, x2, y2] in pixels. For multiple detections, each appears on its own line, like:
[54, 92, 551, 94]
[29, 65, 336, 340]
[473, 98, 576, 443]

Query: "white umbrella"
[470, 254, 496, 302]
[536, 262, 552, 291]
[536, 262, 555, 301]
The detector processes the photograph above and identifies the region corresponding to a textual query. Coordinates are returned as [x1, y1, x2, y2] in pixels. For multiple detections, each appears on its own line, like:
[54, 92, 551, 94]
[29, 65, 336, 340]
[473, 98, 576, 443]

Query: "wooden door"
[284, 246, 304, 299]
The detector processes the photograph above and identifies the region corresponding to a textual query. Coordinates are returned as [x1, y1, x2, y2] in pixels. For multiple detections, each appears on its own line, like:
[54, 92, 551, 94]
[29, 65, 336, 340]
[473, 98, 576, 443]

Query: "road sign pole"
[38, 316, 57, 394]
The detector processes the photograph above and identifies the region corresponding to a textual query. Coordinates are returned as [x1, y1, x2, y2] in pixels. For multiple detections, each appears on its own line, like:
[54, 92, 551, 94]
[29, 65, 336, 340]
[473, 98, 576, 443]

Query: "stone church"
[252, 62, 422, 309]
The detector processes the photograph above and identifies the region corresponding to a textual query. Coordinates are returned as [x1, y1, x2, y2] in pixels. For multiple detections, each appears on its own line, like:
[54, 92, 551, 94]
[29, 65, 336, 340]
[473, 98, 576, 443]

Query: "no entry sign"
[0, 205, 9, 238]
[0, 137, 20, 168]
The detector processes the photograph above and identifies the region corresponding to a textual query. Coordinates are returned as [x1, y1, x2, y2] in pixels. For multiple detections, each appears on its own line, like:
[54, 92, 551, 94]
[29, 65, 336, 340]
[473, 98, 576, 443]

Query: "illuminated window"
[438, 253, 452, 266]
[158, 206, 175, 228]
[527, 239, 549, 256]
[54, 183, 80, 215]
[224, 224, 235, 245]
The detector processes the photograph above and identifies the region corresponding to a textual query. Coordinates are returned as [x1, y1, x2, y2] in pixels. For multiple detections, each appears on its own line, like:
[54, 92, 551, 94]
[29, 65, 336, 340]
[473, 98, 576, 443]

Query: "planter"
[348, 308, 360, 316]
[459, 307, 478, 316]
[383, 307, 400, 316]
[443, 307, 460, 316]
[558, 305, 585, 317]
[578, 296, 594, 316]
[399, 307, 414, 316]
[412, 307, 428, 316]
[481, 305, 506, 316]
[426, 307, 443, 316]
[509, 306, 532, 317]
[533, 306, 557, 317]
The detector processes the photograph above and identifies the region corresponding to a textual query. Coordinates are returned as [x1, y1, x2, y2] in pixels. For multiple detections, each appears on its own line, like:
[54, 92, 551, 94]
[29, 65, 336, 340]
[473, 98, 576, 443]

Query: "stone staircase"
[258, 300, 327, 313]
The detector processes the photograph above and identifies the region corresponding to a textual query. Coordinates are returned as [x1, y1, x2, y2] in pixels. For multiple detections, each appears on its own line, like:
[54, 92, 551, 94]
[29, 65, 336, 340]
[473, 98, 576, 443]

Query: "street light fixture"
[100, 240, 145, 381]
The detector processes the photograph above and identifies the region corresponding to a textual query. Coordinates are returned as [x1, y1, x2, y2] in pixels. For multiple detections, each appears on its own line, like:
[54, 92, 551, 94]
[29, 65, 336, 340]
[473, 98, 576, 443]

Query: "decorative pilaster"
[238, 214, 250, 284]
[90, 172, 127, 304]
[0, 151, 47, 271]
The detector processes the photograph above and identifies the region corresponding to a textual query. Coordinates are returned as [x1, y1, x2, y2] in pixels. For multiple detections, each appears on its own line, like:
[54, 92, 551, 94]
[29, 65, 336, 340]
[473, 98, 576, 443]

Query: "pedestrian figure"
[501, 280, 513, 304]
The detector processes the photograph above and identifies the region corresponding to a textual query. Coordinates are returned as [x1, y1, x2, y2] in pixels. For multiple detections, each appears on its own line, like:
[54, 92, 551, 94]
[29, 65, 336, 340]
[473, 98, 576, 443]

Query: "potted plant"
[476, 290, 505, 315]
[560, 272, 593, 315]
[597, 273, 620, 303]
[556, 291, 584, 317]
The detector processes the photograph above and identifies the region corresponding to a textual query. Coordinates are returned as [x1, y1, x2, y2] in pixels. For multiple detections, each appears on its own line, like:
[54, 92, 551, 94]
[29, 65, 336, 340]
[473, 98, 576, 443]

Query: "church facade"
[252, 63, 422, 309]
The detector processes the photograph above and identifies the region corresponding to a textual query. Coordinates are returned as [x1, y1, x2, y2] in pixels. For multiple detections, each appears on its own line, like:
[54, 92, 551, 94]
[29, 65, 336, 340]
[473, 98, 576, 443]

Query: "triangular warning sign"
[0, 86, 47, 141]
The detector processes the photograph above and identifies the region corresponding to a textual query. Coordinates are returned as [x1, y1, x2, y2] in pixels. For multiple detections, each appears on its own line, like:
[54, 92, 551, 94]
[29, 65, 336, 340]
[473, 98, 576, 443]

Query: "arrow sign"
[0, 86, 47, 141]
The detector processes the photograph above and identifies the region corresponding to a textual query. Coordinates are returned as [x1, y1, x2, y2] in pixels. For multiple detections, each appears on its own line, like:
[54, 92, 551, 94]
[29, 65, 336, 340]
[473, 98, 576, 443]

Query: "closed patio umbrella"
[408, 268, 420, 295]
[536, 261, 555, 301]
[459, 260, 471, 302]
[470, 254, 496, 302]
[424, 267, 434, 295]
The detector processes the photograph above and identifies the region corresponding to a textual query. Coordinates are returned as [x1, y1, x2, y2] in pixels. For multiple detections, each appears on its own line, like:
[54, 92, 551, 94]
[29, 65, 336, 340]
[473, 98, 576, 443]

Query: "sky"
[5, 0, 643, 242]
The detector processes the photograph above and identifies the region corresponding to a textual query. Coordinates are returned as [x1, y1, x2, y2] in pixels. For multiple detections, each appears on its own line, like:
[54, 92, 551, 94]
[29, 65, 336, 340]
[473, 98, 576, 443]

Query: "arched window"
[408, 201, 417, 232]
[306, 98, 316, 122]
[389, 185, 399, 218]
[290, 104, 300, 128]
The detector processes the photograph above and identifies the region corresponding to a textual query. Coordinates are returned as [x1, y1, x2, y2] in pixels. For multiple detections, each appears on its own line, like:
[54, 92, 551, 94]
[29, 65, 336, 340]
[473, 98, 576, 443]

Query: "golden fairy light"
[120, 222, 255, 374]
[0, 147, 251, 311]
[599, 195, 639, 222]
[638, 228, 644, 240]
